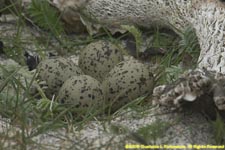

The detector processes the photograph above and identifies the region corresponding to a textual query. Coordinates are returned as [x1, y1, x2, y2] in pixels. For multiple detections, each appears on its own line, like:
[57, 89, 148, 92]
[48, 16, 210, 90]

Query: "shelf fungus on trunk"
[152, 69, 225, 119]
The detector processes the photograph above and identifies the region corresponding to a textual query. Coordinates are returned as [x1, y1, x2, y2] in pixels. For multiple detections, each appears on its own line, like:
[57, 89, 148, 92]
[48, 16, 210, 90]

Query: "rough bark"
[53, 0, 225, 73]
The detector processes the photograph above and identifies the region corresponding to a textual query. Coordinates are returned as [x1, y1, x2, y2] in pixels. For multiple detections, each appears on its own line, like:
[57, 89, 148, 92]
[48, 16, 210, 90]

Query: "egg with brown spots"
[37, 58, 83, 97]
[57, 75, 104, 112]
[102, 60, 154, 112]
[78, 40, 124, 81]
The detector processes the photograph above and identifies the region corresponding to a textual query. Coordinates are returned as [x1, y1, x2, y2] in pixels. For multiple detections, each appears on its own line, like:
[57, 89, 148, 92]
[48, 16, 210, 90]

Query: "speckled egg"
[78, 40, 124, 81]
[37, 58, 83, 97]
[102, 60, 154, 112]
[57, 75, 104, 112]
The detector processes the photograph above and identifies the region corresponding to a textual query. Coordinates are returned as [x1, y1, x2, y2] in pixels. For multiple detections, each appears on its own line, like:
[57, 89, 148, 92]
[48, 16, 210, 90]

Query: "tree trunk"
[52, 0, 225, 73]
[22, 0, 225, 73]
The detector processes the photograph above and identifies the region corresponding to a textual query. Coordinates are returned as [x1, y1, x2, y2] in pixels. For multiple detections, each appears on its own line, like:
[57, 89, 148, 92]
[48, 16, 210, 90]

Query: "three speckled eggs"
[37, 40, 154, 113]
